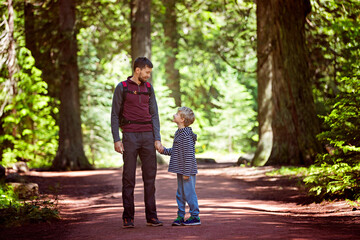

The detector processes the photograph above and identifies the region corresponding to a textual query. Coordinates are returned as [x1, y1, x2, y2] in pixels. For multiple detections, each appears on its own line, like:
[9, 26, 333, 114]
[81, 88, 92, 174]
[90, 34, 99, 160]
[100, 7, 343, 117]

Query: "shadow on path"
[2, 164, 360, 240]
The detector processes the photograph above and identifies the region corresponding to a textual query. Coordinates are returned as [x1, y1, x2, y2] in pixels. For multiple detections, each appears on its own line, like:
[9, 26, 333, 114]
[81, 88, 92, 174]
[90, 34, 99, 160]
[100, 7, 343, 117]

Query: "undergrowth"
[0, 184, 60, 227]
[268, 77, 360, 203]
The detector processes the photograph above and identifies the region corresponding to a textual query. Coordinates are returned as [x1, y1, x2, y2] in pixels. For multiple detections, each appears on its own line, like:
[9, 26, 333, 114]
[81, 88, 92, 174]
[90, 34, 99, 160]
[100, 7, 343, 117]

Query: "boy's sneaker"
[172, 216, 184, 226]
[146, 218, 163, 227]
[123, 218, 134, 228]
[182, 216, 201, 226]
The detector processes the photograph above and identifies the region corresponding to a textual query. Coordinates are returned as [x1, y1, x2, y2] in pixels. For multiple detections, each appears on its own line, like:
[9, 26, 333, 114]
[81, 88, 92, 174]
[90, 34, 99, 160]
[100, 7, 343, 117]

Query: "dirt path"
[3, 164, 360, 240]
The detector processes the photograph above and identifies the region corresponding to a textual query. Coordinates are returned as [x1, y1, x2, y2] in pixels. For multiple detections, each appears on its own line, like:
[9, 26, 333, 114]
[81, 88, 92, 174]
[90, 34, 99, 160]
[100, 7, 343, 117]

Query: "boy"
[160, 107, 201, 226]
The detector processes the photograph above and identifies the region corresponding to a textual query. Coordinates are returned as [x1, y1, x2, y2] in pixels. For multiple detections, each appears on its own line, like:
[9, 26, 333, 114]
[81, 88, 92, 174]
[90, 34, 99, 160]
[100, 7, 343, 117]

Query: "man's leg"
[122, 132, 139, 221]
[138, 132, 158, 221]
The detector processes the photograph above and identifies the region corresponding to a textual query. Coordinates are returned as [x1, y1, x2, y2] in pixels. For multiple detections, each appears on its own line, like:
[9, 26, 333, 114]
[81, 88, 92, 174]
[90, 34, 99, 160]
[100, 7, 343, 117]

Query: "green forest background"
[0, 0, 359, 202]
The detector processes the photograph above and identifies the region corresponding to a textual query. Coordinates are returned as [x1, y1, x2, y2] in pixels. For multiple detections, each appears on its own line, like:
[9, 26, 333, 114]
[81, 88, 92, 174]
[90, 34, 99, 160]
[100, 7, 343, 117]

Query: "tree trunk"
[163, 0, 181, 107]
[253, 0, 321, 166]
[52, 0, 91, 170]
[24, 1, 37, 60]
[0, 0, 17, 158]
[130, 0, 151, 73]
[24, 0, 61, 123]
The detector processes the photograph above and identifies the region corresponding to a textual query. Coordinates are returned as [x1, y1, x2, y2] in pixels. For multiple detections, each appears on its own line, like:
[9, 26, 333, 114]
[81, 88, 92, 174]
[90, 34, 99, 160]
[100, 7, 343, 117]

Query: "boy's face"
[173, 111, 184, 125]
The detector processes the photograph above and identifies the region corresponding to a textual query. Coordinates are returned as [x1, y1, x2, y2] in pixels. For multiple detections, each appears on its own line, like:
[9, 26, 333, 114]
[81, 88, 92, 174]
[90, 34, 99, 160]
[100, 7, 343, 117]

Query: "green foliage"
[0, 184, 59, 227]
[303, 163, 360, 200]
[267, 163, 360, 201]
[0, 184, 19, 209]
[294, 0, 360, 201]
[77, 25, 131, 167]
[77, 0, 131, 60]
[305, 76, 360, 200]
[203, 69, 257, 153]
[73, 0, 259, 166]
[266, 166, 308, 177]
[307, 0, 360, 115]
[152, 0, 258, 154]
[0, 47, 58, 168]
[317, 77, 360, 162]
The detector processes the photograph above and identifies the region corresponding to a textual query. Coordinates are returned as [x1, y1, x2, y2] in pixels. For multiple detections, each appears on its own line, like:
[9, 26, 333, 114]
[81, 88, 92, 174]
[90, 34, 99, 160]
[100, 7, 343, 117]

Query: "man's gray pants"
[121, 132, 158, 221]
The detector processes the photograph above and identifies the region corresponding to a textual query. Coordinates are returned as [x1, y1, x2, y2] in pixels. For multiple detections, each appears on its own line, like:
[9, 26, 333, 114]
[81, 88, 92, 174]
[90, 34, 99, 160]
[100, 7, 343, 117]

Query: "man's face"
[138, 66, 152, 83]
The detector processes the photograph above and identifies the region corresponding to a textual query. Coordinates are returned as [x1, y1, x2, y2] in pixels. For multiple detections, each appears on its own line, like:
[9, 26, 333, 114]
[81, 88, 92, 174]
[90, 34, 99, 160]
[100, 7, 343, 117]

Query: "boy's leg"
[122, 132, 139, 221]
[176, 174, 186, 218]
[138, 132, 158, 221]
[183, 175, 199, 217]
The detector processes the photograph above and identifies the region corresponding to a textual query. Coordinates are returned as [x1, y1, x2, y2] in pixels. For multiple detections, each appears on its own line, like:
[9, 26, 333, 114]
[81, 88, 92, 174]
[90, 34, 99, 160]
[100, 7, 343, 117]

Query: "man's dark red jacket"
[111, 77, 161, 143]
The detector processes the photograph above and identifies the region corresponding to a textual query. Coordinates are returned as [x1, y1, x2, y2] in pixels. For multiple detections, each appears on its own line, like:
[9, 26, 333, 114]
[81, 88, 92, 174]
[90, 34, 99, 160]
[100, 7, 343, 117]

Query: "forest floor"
[2, 163, 360, 240]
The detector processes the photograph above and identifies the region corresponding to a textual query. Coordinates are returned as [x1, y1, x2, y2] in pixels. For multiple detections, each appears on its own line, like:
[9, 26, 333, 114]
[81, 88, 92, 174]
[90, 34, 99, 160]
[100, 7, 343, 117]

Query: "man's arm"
[149, 85, 161, 142]
[111, 83, 123, 143]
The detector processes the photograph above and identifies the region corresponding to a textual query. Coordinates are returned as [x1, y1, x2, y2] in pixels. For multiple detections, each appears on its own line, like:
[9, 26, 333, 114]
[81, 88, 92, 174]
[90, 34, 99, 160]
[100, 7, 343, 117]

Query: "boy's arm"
[182, 134, 196, 177]
[162, 147, 172, 156]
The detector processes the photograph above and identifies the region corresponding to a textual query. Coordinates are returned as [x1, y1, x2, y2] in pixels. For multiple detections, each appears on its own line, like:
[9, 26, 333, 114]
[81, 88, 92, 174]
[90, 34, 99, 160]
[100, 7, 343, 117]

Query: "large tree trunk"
[130, 0, 151, 71]
[24, 1, 37, 61]
[24, 1, 61, 122]
[0, 0, 18, 158]
[253, 0, 321, 166]
[52, 0, 91, 170]
[163, 0, 181, 107]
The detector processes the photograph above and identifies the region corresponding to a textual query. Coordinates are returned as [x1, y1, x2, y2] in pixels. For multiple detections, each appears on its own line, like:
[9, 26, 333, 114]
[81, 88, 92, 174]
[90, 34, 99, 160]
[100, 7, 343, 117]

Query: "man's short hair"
[133, 57, 153, 71]
[178, 107, 195, 127]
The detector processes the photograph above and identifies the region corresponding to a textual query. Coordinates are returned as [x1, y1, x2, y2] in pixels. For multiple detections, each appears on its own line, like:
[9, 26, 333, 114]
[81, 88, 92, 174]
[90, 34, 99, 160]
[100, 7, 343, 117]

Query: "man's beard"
[138, 75, 147, 83]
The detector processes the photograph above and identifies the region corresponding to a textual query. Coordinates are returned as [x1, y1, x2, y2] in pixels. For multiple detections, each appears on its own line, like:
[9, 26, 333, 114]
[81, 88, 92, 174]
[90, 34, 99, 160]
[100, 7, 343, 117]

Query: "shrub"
[304, 77, 360, 200]
[0, 184, 59, 227]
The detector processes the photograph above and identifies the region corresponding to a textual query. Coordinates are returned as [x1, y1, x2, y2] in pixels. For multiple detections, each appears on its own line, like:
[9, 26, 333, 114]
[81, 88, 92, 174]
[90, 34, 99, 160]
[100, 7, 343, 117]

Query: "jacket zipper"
[138, 85, 141, 103]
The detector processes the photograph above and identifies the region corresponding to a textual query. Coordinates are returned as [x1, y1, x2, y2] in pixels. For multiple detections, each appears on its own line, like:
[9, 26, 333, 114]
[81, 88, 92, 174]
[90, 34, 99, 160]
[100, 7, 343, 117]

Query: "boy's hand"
[183, 176, 190, 180]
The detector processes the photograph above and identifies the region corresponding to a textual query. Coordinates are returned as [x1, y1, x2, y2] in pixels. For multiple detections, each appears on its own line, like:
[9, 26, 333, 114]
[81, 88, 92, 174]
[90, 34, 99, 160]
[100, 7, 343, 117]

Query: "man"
[111, 57, 163, 228]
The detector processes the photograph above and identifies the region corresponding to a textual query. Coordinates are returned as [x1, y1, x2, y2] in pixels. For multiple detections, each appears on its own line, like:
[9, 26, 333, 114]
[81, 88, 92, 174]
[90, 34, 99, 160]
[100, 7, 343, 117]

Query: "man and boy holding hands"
[111, 57, 201, 228]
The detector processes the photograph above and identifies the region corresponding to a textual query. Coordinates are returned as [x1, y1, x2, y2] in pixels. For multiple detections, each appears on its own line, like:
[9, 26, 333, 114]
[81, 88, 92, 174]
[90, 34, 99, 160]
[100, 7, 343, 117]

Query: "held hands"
[115, 140, 164, 154]
[155, 140, 164, 153]
[114, 141, 124, 154]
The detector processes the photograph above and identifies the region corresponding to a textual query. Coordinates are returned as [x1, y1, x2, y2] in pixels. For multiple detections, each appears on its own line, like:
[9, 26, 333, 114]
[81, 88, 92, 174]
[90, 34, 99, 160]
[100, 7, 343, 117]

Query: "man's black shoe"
[146, 218, 163, 227]
[123, 218, 134, 228]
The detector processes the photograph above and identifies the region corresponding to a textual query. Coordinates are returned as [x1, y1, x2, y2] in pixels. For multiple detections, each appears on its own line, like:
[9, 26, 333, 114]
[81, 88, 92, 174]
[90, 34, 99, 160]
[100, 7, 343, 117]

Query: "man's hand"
[183, 176, 190, 180]
[154, 140, 164, 153]
[114, 141, 124, 154]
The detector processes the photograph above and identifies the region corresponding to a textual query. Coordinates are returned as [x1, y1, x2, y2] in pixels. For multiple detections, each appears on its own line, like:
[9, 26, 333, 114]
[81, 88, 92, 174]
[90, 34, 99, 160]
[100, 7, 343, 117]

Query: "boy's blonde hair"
[178, 107, 195, 127]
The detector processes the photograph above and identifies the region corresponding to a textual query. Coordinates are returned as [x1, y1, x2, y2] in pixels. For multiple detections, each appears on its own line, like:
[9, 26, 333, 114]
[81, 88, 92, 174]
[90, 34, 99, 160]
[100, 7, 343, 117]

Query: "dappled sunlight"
[27, 169, 121, 178]
[12, 165, 359, 240]
[199, 165, 276, 178]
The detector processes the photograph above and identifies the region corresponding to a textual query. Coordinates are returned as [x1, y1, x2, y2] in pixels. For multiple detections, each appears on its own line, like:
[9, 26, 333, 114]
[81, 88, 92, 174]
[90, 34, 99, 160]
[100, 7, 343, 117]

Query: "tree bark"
[24, 1, 61, 104]
[163, 0, 181, 107]
[130, 0, 151, 73]
[24, 0, 61, 131]
[0, 0, 17, 157]
[24, 1, 37, 60]
[52, 0, 91, 170]
[253, 0, 321, 166]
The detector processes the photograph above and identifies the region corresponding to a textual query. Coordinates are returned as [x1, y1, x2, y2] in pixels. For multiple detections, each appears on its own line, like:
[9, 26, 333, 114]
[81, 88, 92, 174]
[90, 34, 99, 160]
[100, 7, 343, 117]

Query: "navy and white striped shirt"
[163, 127, 198, 176]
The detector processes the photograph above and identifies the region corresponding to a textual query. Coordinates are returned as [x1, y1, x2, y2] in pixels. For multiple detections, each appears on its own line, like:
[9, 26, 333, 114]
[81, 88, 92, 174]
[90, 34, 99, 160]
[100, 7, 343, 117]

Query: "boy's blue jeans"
[176, 174, 199, 218]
